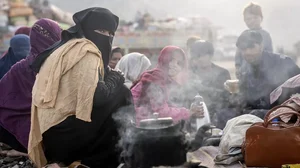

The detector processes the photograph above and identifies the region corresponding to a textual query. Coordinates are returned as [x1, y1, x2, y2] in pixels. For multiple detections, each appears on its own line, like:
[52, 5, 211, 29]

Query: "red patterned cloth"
[269, 94, 300, 123]
[270, 74, 300, 104]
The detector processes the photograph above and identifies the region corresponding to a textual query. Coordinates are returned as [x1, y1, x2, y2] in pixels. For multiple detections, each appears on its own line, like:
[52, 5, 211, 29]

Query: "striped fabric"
[270, 74, 300, 104]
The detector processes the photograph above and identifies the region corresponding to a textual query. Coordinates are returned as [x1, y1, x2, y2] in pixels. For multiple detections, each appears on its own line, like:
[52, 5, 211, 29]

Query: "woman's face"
[168, 52, 185, 77]
[109, 52, 123, 69]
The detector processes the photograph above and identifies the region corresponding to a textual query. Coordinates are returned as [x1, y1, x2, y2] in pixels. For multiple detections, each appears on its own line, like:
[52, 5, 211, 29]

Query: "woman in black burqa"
[31, 7, 134, 168]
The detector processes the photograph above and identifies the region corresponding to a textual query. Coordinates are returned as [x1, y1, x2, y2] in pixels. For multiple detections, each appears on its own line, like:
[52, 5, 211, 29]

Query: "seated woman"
[109, 46, 124, 69]
[131, 46, 201, 124]
[0, 19, 61, 155]
[0, 26, 31, 59]
[28, 8, 133, 168]
[0, 34, 30, 79]
[115, 52, 151, 88]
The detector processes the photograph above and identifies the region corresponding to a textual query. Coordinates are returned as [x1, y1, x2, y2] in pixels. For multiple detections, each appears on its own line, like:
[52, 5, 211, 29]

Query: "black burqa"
[31, 7, 119, 71]
[31, 8, 135, 168]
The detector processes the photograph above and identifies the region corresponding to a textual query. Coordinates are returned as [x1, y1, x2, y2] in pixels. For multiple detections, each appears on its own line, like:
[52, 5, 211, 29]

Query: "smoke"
[111, 79, 219, 166]
[112, 104, 137, 164]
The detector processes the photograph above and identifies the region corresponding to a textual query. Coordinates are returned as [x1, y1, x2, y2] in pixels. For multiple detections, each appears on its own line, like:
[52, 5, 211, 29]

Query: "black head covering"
[31, 7, 119, 72]
[72, 8, 119, 67]
[236, 30, 263, 50]
[190, 40, 214, 58]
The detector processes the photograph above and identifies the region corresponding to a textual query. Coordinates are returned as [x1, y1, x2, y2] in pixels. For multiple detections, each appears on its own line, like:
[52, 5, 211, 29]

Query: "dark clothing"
[235, 28, 273, 72]
[31, 7, 119, 73]
[239, 51, 300, 110]
[256, 28, 273, 52]
[182, 63, 231, 116]
[43, 85, 134, 168]
[32, 8, 125, 168]
[214, 51, 300, 129]
[214, 108, 240, 129]
[215, 108, 268, 129]
[0, 35, 30, 79]
[249, 109, 268, 119]
[0, 125, 27, 153]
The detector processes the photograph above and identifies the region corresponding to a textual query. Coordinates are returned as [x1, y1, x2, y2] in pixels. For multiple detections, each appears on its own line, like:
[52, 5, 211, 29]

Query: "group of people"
[0, 2, 300, 168]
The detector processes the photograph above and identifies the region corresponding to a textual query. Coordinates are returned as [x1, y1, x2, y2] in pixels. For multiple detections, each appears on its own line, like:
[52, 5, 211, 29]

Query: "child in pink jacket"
[131, 46, 191, 124]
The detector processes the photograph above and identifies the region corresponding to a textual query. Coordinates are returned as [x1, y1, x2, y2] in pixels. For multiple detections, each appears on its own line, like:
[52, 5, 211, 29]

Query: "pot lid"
[139, 113, 174, 129]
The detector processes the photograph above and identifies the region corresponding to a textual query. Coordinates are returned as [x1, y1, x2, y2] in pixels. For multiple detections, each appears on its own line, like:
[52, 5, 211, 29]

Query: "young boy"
[235, 2, 273, 78]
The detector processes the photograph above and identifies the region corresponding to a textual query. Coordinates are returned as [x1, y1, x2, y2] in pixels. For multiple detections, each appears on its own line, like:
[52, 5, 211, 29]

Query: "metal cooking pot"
[122, 113, 216, 168]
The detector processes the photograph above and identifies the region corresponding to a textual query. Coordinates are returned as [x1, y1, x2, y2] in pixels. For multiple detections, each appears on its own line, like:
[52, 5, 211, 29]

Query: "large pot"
[122, 113, 216, 168]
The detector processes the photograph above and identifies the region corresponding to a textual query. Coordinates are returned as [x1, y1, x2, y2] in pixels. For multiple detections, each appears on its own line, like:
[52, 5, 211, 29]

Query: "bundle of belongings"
[187, 114, 262, 168]
[214, 114, 263, 165]
[192, 94, 300, 168]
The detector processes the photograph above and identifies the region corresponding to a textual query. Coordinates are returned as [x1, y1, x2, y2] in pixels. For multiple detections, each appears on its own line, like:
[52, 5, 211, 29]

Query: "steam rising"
[112, 105, 136, 160]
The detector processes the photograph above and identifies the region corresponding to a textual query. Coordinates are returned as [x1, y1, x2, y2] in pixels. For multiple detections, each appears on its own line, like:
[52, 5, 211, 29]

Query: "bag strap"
[264, 111, 300, 127]
[264, 105, 296, 123]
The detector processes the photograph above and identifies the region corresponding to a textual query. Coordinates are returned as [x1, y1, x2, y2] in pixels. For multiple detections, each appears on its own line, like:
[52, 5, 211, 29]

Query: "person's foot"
[43, 163, 61, 168]
[0, 142, 12, 150]
[69, 161, 89, 168]
[0, 149, 27, 157]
